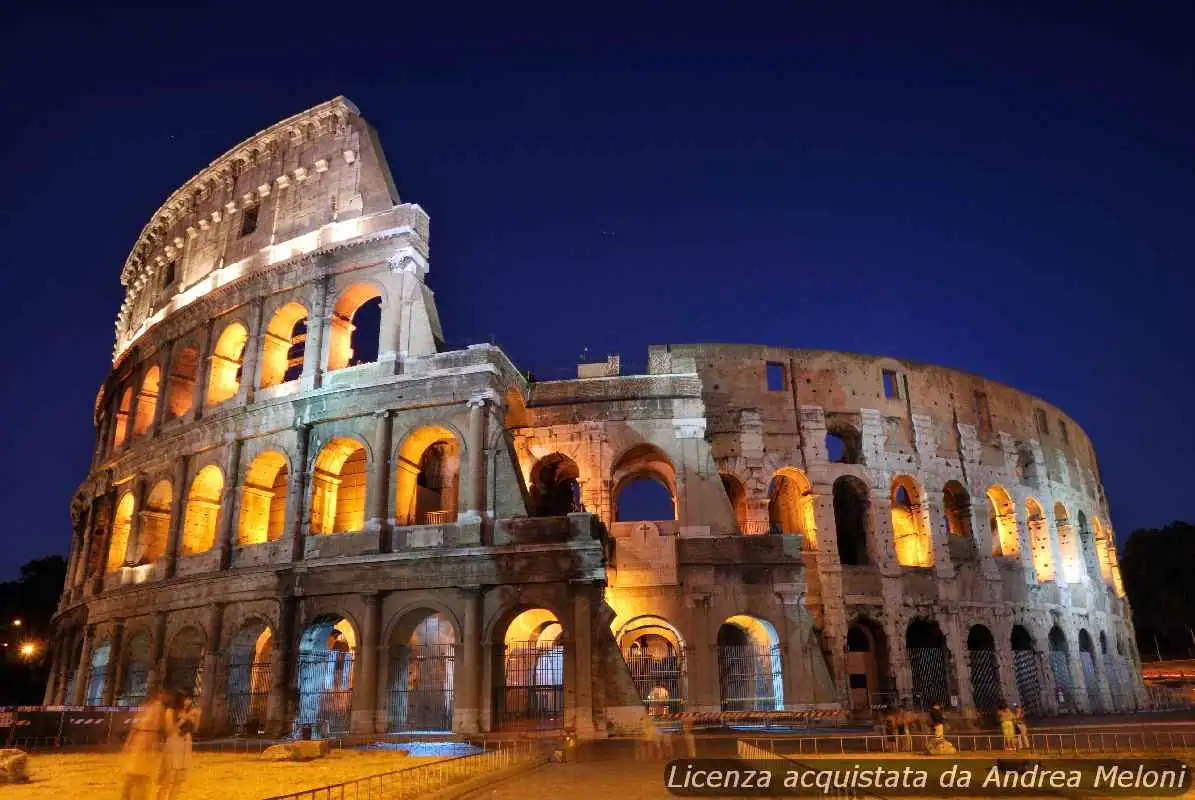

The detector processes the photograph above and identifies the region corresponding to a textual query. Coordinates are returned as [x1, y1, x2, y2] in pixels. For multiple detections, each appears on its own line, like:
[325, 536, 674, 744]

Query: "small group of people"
[121, 688, 201, 800]
[880, 702, 943, 751]
[997, 702, 1031, 750]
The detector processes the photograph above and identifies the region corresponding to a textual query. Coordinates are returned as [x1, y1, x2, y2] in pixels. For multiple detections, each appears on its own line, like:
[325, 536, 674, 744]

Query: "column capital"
[361, 591, 382, 607]
[374, 408, 393, 420]
[466, 390, 499, 409]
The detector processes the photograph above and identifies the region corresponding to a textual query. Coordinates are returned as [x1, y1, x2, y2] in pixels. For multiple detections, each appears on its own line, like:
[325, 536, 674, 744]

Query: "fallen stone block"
[0, 749, 29, 784]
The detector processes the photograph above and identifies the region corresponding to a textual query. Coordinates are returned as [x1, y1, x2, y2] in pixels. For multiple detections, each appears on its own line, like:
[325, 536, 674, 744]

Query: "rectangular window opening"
[1035, 408, 1049, 436]
[161, 260, 176, 288]
[240, 205, 259, 238]
[1059, 420, 1069, 444]
[766, 362, 786, 392]
[882, 369, 902, 400]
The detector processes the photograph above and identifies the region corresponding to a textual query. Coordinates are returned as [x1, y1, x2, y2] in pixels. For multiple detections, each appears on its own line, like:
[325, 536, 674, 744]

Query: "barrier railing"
[261, 740, 542, 800]
[738, 729, 1195, 757]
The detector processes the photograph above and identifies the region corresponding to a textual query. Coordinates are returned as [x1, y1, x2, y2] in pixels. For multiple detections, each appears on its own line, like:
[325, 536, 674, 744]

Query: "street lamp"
[19, 642, 37, 659]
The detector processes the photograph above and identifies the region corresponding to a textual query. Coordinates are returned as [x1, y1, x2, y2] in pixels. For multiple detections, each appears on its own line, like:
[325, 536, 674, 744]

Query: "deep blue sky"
[1, 2, 1191, 577]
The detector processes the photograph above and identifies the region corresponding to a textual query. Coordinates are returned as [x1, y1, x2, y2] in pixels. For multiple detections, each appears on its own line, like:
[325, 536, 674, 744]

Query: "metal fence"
[717, 645, 782, 711]
[625, 652, 687, 715]
[1012, 650, 1044, 716]
[296, 651, 355, 737]
[225, 659, 273, 735]
[388, 644, 455, 732]
[260, 740, 542, 800]
[967, 649, 1001, 712]
[907, 647, 949, 709]
[494, 641, 564, 730]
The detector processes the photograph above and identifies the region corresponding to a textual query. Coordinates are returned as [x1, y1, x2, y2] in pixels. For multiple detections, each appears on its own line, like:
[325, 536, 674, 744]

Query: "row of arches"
[108, 283, 384, 452]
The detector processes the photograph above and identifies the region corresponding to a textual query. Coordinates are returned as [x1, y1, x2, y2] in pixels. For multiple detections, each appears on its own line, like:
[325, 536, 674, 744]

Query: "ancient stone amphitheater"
[47, 97, 1144, 738]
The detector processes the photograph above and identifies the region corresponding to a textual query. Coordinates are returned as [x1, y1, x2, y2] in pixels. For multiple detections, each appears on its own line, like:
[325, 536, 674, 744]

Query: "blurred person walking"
[121, 688, 166, 800]
[157, 691, 200, 800]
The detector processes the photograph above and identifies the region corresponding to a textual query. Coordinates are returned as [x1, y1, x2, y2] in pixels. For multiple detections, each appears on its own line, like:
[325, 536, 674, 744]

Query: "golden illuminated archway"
[137, 480, 173, 563]
[258, 303, 308, 388]
[238, 451, 289, 545]
[113, 387, 133, 450]
[768, 466, 817, 547]
[987, 485, 1019, 557]
[1054, 502, 1082, 583]
[394, 426, 460, 525]
[1025, 497, 1054, 581]
[1093, 517, 1114, 586]
[326, 284, 382, 372]
[311, 438, 368, 534]
[206, 323, 248, 405]
[107, 492, 135, 572]
[132, 367, 160, 437]
[890, 475, 933, 567]
[167, 345, 199, 419]
[182, 465, 224, 554]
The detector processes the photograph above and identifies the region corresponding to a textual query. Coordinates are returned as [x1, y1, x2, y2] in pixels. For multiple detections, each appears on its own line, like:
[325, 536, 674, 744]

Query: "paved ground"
[463, 759, 677, 800]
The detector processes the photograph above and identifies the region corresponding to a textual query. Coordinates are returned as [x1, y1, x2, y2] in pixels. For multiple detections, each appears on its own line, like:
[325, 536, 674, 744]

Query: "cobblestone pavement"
[462, 759, 677, 800]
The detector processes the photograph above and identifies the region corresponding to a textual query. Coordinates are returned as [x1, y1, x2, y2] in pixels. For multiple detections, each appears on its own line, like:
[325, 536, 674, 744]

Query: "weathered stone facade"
[49, 98, 1144, 738]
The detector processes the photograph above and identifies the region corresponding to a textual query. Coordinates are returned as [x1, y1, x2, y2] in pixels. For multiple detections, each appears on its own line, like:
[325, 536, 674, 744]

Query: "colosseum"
[47, 97, 1145, 739]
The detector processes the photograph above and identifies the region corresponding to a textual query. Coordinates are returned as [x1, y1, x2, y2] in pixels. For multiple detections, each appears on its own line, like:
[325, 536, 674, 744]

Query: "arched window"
[327, 285, 382, 372]
[167, 345, 199, 419]
[891, 476, 933, 568]
[132, 366, 160, 437]
[207, 323, 248, 405]
[611, 444, 676, 522]
[259, 303, 308, 388]
[238, 451, 289, 546]
[825, 423, 862, 464]
[312, 438, 368, 533]
[137, 480, 173, 564]
[106, 493, 136, 572]
[182, 466, 224, 554]
[767, 467, 817, 547]
[942, 481, 971, 537]
[394, 427, 460, 526]
[531, 454, 582, 517]
[1092, 517, 1115, 586]
[833, 476, 870, 565]
[113, 387, 133, 450]
[1026, 498, 1053, 582]
[1055, 502, 1082, 583]
[721, 474, 748, 533]
[987, 485, 1019, 557]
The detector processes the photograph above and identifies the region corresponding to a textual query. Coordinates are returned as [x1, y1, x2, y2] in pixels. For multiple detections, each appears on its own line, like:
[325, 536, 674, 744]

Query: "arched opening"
[394, 427, 460, 526]
[138, 480, 173, 564]
[906, 619, 950, 709]
[1078, 629, 1102, 713]
[206, 322, 248, 405]
[987, 486, 1020, 558]
[387, 611, 457, 732]
[716, 614, 783, 711]
[167, 345, 200, 419]
[825, 423, 862, 464]
[113, 387, 133, 450]
[1092, 517, 1115, 586]
[311, 438, 368, 534]
[1048, 626, 1074, 712]
[297, 615, 357, 736]
[1011, 625, 1043, 716]
[833, 476, 870, 565]
[238, 451, 289, 546]
[165, 627, 205, 696]
[1026, 498, 1054, 581]
[611, 444, 676, 522]
[944, 481, 976, 561]
[327, 284, 382, 372]
[616, 616, 687, 716]
[225, 622, 273, 735]
[530, 453, 582, 517]
[132, 366, 160, 437]
[891, 476, 933, 568]
[1055, 502, 1082, 583]
[846, 618, 891, 714]
[967, 625, 1001, 712]
[85, 639, 111, 705]
[494, 608, 565, 730]
[722, 473, 749, 533]
[259, 302, 309, 388]
[119, 631, 151, 707]
[107, 492, 136, 572]
[182, 465, 224, 554]
[768, 467, 817, 547]
[1098, 630, 1120, 710]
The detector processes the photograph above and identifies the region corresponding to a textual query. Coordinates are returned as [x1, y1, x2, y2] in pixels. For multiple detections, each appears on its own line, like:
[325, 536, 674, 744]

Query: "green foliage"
[1121, 521, 1195, 660]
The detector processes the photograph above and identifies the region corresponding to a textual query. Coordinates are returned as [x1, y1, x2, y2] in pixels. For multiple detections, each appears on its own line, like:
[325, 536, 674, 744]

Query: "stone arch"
[107, 492, 136, 572]
[846, 616, 891, 713]
[716, 614, 783, 711]
[1048, 625, 1074, 710]
[1055, 502, 1082, 583]
[327, 283, 383, 372]
[611, 443, 676, 522]
[825, 421, 862, 464]
[942, 481, 971, 538]
[311, 437, 369, 534]
[394, 425, 462, 526]
[119, 630, 152, 707]
[206, 322, 248, 405]
[258, 301, 308, 388]
[987, 485, 1019, 558]
[504, 387, 530, 429]
[166, 342, 200, 419]
[182, 465, 224, 554]
[1010, 624, 1044, 716]
[386, 609, 458, 732]
[905, 618, 950, 709]
[113, 387, 133, 450]
[721, 473, 749, 533]
[225, 619, 274, 734]
[1026, 498, 1054, 581]
[530, 453, 581, 517]
[296, 614, 358, 736]
[165, 626, 206, 695]
[85, 638, 112, 705]
[138, 479, 173, 564]
[132, 366, 160, 437]
[891, 475, 933, 568]
[615, 615, 688, 715]
[768, 467, 817, 547]
[238, 450, 289, 545]
[492, 607, 566, 730]
[1092, 517, 1115, 586]
[967, 624, 1001, 712]
[833, 475, 870, 565]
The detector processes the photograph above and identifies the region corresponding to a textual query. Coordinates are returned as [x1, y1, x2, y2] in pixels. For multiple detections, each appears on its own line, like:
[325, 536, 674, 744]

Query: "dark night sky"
[0, 2, 1191, 578]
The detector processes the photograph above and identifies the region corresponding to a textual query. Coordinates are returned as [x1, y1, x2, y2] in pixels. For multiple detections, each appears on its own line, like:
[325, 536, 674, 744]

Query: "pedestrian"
[997, 703, 1016, 750]
[899, 702, 914, 752]
[157, 691, 200, 800]
[929, 702, 946, 739]
[121, 689, 166, 800]
[1013, 704, 1031, 750]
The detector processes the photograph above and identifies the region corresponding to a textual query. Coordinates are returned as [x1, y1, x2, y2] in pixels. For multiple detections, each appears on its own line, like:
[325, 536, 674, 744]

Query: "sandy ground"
[18, 749, 442, 799]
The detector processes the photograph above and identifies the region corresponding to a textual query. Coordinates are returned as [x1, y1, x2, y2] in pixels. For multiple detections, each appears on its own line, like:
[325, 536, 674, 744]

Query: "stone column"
[216, 439, 244, 570]
[241, 299, 266, 404]
[1066, 631, 1090, 713]
[43, 636, 63, 705]
[992, 619, 1020, 708]
[571, 584, 597, 737]
[192, 319, 215, 422]
[1089, 642, 1113, 713]
[288, 424, 312, 563]
[870, 495, 899, 574]
[148, 611, 168, 692]
[164, 457, 189, 579]
[882, 615, 914, 702]
[351, 593, 382, 733]
[926, 496, 955, 579]
[124, 479, 146, 567]
[73, 624, 94, 706]
[303, 277, 330, 391]
[267, 595, 297, 737]
[91, 492, 117, 595]
[941, 612, 972, 714]
[365, 411, 392, 540]
[685, 595, 721, 713]
[461, 394, 491, 522]
[152, 343, 174, 436]
[453, 587, 484, 733]
[72, 498, 99, 592]
[199, 603, 225, 734]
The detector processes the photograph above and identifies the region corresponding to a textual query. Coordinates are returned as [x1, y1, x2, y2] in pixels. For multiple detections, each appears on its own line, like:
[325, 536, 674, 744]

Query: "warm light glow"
[19, 642, 36, 658]
[1026, 497, 1054, 582]
[1054, 502, 1083, 583]
[311, 438, 368, 534]
[259, 303, 308, 388]
[183, 465, 224, 554]
[890, 476, 933, 568]
[394, 426, 460, 526]
[239, 450, 289, 545]
[138, 480, 173, 563]
[768, 466, 817, 547]
[206, 322, 248, 405]
[327, 284, 383, 372]
[987, 485, 1020, 557]
[107, 492, 136, 572]
[132, 366, 160, 437]
[11, 619, 20, 628]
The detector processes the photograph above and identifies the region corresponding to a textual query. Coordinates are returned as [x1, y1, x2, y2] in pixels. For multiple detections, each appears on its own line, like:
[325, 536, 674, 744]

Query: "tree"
[1120, 521, 1195, 660]
[0, 555, 66, 705]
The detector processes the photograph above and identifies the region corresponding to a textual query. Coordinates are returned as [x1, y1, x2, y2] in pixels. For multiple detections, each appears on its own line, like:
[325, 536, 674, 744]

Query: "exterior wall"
[50, 99, 1144, 741]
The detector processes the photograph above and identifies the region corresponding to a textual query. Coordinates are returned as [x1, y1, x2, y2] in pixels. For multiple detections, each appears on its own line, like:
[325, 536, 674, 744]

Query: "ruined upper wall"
[113, 97, 408, 361]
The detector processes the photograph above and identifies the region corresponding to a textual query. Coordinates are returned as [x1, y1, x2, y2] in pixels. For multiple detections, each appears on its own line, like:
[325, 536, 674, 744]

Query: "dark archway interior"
[833, 477, 869, 565]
